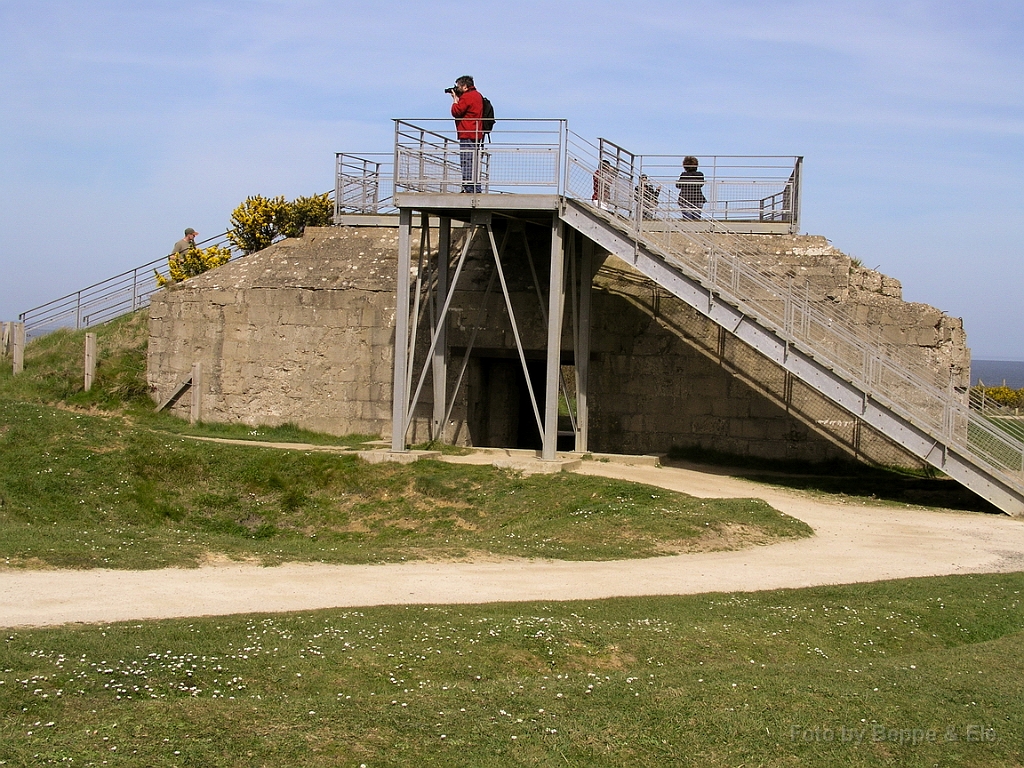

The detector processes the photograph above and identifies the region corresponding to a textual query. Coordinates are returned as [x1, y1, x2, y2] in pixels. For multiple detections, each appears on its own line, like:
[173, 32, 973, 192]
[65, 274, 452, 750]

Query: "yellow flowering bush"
[973, 384, 1024, 409]
[280, 193, 334, 238]
[155, 244, 233, 287]
[227, 194, 289, 254]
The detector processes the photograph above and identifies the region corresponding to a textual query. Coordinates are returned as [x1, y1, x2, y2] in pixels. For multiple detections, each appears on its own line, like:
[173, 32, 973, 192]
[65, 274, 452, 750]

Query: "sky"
[1, 0, 1022, 360]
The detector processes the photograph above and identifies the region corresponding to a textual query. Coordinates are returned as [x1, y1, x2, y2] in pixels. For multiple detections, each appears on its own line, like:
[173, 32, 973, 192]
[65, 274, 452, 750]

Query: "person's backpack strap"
[481, 96, 496, 141]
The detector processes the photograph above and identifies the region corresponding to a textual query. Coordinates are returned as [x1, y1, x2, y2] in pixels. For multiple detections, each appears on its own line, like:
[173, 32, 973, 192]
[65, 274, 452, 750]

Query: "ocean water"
[972, 360, 1024, 389]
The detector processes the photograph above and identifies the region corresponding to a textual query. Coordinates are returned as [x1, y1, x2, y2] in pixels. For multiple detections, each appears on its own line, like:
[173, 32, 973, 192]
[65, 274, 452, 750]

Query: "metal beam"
[543, 215, 565, 460]
[391, 209, 412, 451]
[432, 217, 450, 441]
[577, 238, 594, 452]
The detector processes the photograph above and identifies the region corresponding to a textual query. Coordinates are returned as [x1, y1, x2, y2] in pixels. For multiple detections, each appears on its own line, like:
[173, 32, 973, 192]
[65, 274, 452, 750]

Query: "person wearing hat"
[171, 228, 198, 257]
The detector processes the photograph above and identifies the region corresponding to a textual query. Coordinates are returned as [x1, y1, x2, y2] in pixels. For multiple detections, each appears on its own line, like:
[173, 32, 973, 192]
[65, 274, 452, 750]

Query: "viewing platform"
[335, 119, 802, 235]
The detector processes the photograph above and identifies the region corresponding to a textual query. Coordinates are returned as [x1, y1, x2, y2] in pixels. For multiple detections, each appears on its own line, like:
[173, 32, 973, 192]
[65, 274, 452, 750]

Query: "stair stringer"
[559, 198, 1024, 516]
[595, 263, 927, 469]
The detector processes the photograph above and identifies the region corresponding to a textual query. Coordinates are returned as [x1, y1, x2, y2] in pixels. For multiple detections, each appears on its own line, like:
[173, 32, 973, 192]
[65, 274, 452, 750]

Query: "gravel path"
[2, 459, 1023, 628]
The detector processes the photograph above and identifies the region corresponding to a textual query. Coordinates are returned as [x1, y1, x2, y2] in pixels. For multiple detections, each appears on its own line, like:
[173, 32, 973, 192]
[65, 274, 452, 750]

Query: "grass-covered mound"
[0, 315, 810, 568]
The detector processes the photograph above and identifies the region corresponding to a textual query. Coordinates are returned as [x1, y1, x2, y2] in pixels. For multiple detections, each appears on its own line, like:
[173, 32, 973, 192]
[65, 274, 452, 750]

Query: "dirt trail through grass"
[2, 459, 1023, 628]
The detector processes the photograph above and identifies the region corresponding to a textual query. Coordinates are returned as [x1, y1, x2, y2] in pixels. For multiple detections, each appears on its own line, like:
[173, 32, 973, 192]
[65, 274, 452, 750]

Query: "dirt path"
[2, 460, 1023, 628]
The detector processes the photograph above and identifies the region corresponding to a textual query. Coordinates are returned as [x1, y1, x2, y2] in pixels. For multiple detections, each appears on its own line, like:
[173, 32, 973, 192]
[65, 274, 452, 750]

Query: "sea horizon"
[972, 359, 1024, 389]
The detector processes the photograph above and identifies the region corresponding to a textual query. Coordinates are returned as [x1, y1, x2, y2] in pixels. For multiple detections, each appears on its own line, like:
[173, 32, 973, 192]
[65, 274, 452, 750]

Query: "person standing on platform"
[448, 75, 484, 193]
[675, 156, 706, 220]
[592, 159, 615, 211]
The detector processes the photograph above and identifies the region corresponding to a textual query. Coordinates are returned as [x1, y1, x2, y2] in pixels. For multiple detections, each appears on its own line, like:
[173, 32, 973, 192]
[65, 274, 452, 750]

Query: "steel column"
[432, 217, 451, 440]
[391, 208, 413, 452]
[576, 238, 594, 453]
[543, 215, 565, 460]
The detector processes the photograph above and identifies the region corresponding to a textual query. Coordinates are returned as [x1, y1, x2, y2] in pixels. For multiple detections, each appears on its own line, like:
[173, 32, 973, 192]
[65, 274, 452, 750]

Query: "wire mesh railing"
[393, 118, 566, 196]
[335, 153, 396, 216]
[969, 388, 1024, 443]
[557, 130, 1024, 485]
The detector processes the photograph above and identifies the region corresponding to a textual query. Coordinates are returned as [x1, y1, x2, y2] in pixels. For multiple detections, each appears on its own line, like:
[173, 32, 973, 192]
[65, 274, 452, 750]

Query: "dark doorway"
[468, 355, 545, 449]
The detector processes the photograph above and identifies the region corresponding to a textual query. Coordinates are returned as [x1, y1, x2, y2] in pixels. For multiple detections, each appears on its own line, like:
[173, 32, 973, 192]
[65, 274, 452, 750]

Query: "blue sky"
[1, 0, 1022, 359]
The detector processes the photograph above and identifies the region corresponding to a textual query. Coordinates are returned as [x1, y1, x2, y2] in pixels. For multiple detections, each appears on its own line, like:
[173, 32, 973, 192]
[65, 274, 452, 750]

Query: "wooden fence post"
[1, 322, 10, 357]
[12, 322, 25, 375]
[84, 333, 97, 391]
[190, 362, 202, 424]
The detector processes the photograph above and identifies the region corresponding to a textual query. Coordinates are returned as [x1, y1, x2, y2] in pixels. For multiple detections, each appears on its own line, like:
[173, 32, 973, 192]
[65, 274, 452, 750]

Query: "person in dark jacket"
[635, 174, 661, 219]
[675, 156, 706, 220]
[449, 75, 484, 193]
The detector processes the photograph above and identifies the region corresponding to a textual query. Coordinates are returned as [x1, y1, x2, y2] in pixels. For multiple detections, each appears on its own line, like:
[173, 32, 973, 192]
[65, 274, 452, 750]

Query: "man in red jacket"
[449, 75, 484, 193]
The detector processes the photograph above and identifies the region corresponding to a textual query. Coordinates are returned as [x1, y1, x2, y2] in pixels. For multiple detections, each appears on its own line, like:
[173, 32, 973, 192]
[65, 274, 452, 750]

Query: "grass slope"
[0, 314, 809, 568]
[1, 572, 1021, 766]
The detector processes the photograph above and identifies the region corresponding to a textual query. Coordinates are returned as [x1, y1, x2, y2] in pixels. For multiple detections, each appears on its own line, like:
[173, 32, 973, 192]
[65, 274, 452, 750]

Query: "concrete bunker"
[148, 219, 967, 470]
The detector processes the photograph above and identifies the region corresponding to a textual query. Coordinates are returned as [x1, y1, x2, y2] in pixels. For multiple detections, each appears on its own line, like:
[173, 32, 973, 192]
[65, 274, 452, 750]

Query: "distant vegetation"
[973, 384, 1024, 410]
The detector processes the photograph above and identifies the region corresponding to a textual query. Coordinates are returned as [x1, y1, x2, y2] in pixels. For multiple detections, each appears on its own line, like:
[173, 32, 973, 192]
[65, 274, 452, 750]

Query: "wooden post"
[12, 322, 25, 375]
[84, 333, 97, 391]
[190, 362, 202, 424]
[1, 322, 10, 357]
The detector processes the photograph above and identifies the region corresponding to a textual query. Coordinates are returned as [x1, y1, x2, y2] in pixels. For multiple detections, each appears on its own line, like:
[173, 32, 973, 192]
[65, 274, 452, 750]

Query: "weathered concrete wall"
[147, 224, 969, 467]
[148, 227, 401, 436]
[588, 255, 929, 465]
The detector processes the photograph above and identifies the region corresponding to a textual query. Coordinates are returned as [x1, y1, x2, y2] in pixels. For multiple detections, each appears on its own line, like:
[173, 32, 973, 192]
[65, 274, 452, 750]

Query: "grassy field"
[2, 314, 1022, 766]
[1, 572, 1022, 766]
[0, 314, 811, 569]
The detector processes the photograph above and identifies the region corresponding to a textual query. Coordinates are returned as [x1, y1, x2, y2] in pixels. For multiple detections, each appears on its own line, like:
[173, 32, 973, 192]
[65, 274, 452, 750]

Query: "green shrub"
[227, 194, 289, 254]
[156, 244, 233, 286]
[280, 192, 333, 238]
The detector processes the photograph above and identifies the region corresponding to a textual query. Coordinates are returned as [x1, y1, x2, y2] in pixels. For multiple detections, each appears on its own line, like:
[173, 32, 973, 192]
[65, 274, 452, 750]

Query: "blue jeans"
[460, 138, 483, 193]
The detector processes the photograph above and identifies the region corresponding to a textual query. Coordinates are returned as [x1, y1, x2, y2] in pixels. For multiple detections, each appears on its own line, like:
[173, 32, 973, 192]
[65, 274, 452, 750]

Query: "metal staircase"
[389, 119, 1024, 515]
[555, 192, 1024, 516]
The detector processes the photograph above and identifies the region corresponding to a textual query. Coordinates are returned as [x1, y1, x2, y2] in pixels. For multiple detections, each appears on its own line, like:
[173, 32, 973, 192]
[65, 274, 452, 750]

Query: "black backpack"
[481, 96, 496, 138]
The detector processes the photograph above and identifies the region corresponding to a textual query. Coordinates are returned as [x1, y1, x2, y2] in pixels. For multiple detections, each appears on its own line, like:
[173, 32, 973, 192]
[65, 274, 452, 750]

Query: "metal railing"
[969, 388, 1024, 443]
[556, 131, 1024, 487]
[384, 120, 801, 228]
[18, 231, 237, 337]
[335, 153, 395, 217]
[393, 118, 566, 196]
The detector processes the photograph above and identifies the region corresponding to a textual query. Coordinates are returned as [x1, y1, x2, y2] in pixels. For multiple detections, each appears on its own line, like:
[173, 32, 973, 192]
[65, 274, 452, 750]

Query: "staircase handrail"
[18, 190, 334, 337]
[561, 131, 1024, 485]
[18, 231, 236, 336]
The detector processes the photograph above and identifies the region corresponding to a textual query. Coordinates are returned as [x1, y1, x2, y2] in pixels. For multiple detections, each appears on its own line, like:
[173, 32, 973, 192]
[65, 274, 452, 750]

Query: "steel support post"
[432, 217, 451, 441]
[576, 239, 594, 453]
[542, 215, 565, 460]
[391, 209, 413, 452]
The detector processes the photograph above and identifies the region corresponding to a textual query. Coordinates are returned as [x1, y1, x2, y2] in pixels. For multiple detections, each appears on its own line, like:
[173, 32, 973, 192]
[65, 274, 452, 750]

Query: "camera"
[444, 86, 456, 94]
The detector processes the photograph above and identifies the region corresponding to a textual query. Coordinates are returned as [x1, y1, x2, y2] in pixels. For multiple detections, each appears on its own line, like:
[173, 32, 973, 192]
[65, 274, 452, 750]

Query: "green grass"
[0, 316, 810, 569]
[0, 396, 808, 568]
[1, 572, 1022, 766]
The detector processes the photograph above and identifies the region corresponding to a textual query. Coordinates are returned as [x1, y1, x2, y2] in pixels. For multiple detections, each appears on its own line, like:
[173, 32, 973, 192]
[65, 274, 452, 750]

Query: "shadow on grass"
[666, 445, 1001, 514]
